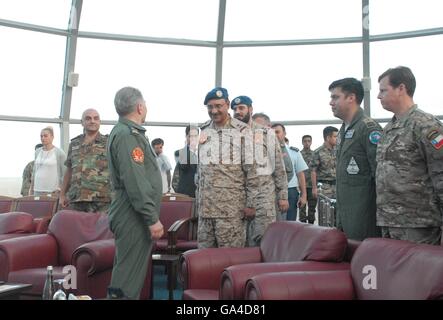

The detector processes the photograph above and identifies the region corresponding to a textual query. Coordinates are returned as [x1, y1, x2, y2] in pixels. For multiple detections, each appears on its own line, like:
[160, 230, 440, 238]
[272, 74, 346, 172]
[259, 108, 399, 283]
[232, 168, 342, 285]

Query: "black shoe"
[107, 287, 129, 299]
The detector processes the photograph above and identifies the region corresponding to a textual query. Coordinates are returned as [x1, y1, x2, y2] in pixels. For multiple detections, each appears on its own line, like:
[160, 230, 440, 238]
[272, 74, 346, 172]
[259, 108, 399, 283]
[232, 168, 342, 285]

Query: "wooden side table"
[152, 254, 180, 300]
[0, 283, 32, 300]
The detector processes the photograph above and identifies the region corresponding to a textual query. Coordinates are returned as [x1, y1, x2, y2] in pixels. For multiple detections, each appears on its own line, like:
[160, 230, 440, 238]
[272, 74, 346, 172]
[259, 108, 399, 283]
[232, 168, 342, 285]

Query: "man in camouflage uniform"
[197, 87, 264, 248]
[21, 143, 43, 196]
[252, 113, 294, 185]
[60, 109, 111, 213]
[376, 66, 443, 245]
[299, 135, 316, 224]
[232, 96, 288, 246]
[107, 87, 163, 299]
[310, 126, 338, 199]
[330, 78, 382, 240]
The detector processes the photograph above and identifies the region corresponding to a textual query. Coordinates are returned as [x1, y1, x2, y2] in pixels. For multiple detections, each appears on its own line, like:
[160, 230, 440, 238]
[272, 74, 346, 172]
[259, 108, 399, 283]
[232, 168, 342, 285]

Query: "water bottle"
[42, 265, 54, 300]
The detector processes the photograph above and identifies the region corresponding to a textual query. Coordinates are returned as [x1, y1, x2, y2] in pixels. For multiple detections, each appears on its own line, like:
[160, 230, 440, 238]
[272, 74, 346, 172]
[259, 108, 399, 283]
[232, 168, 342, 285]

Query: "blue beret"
[231, 95, 253, 109]
[204, 87, 229, 105]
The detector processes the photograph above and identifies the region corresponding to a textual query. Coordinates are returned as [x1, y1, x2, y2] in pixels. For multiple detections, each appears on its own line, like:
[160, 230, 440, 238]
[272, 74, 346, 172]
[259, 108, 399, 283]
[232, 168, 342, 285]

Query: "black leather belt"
[318, 180, 336, 185]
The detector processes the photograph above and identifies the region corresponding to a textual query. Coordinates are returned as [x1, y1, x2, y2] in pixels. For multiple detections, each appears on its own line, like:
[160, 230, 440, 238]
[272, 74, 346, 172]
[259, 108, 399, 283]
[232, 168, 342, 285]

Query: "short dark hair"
[328, 78, 364, 105]
[35, 143, 43, 150]
[151, 138, 164, 147]
[271, 123, 286, 133]
[302, 135, 312, 142]
[185, 125, 199, 136]
[378, 66, 416, 97]
[323, 126, 338, 140]
[252, 113, 271, 124]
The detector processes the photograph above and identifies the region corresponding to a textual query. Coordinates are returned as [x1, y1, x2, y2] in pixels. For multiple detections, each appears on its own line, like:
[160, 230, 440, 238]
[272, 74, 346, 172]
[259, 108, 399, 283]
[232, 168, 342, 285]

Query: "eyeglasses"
[206, 103, 226, 111]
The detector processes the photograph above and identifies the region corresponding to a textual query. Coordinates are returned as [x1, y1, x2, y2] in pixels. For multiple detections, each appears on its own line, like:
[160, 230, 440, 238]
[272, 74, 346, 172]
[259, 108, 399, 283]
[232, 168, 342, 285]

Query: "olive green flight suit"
[107, 117, 162, 299]
[336, 108, 382, 241]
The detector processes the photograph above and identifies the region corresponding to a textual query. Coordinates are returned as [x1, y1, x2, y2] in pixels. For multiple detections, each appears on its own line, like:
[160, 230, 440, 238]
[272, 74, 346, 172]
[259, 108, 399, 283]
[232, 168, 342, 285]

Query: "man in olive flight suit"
[106, 87, 164, 299]
[329, 78, 382, 240]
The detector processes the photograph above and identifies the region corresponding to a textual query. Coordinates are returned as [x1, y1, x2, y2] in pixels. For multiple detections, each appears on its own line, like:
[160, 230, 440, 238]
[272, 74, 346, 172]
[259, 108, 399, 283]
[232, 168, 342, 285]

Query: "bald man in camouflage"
[60, 108, 111, 213]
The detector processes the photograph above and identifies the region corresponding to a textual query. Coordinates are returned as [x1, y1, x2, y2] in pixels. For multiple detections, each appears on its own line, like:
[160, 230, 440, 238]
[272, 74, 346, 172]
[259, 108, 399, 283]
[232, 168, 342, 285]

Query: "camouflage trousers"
[69, 201, 110, 214]
[299, 187, 317, 223]
[197, 216, 246, 248]
[319, 183, 336, 199]
[246, 215, 276, 247]
[381, 226, 441, 245]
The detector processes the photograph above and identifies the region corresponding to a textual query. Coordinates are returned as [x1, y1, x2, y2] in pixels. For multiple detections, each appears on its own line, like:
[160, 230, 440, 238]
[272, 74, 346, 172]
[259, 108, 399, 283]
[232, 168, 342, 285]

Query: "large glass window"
[71, 38, 214, 123]
[0, 121, 61, 178]
[370, 0, 443, 35]
[0, 27, 66, 118]
[225, 0, 362, 41]
[80, 0, 219, 41]
[0, 0, 71, 29]
[370, 35, 443, 118]
[223, 43, 362, 122]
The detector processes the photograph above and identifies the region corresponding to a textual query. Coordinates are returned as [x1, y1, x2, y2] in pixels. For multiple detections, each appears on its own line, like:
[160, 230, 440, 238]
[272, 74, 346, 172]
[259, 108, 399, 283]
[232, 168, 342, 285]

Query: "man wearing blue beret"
[196, 87, 265, 248]
[231, 95, 289, 246]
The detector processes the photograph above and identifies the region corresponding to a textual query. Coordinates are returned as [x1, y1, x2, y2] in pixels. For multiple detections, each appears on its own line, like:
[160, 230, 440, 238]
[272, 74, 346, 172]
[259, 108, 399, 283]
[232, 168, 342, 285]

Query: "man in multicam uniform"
[376, 66, 443, 245]
[197, 87, 264, 248]
[231, 95, 288, 247]
[310, 126, 339, 199]
[60, 108, 111, 213]
[299, 135, 316, 224]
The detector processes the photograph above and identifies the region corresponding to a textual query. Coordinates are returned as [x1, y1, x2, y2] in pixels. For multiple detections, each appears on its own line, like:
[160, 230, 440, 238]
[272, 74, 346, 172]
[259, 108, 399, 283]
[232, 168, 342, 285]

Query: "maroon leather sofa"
[244, 238, 443, 300]
[0, 210, 152, 299]
[180, 221, 353, 300]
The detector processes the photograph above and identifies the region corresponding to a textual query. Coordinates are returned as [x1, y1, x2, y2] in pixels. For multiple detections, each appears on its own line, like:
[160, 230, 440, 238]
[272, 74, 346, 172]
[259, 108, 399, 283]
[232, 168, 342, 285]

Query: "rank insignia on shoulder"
[131, 147, 144, 163]
[289, 146, 299, 152]
[427, 130, 443, 150]
[369, 131, 382, 145]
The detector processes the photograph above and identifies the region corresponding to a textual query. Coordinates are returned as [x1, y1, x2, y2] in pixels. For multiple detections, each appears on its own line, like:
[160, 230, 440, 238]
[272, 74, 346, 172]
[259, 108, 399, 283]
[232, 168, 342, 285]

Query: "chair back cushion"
[159, 197, 194, 240]
[351, 238, 443, 299]
[0, 196, 15, 213]
[260, 222, 347, 263]
[0, 212, 34, 234]
[14, 196, 58, 218]
[48, 210, 113, 265]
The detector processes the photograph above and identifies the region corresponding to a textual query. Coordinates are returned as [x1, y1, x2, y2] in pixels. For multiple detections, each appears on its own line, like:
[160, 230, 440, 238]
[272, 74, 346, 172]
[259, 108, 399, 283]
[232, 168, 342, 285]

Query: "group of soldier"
[18, 65, 443, 299]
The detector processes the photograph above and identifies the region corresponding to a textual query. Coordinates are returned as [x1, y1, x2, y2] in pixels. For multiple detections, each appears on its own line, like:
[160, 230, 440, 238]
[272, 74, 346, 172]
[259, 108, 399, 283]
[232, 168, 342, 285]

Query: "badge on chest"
[345, 130, 355, 139]
[346, 156, 359, 175]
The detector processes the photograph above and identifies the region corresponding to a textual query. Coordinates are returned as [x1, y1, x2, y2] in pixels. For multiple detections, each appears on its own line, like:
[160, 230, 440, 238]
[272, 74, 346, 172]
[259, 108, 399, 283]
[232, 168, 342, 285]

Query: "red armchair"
[155, 193, 197, 255]
[13, 195, 59, 219]
[180, 221, 351, 300]
[244, 238, 443, 300]
[0, 210, 151, 299]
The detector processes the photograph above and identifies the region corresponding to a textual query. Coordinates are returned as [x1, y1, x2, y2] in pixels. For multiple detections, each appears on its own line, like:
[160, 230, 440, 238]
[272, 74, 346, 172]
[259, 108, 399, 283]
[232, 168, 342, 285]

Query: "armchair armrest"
[180, 247, 262, 290]
[221, 261, 351, 300]
[0, 234, 58, 280]
[33, 217, 51, 234]
[72, 239, 115, 276]
[167, 216, 196, 254]
[245, 270, 355, 300]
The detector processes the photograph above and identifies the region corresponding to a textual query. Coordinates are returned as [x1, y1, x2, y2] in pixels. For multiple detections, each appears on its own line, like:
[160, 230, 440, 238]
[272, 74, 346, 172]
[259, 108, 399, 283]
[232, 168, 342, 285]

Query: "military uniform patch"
[428, 130, 443, 150]
[216, 90, 223, 98]
[345, 130, 354, 139]
[369, 131, 382, 144]
[347, 157, 360, 175]
[131, 147, 144, 163]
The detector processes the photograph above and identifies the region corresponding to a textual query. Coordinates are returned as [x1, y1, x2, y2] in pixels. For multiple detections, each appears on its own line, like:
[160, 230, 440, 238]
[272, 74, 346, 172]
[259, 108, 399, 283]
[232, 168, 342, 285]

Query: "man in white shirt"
[152, 138, 172, 193]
